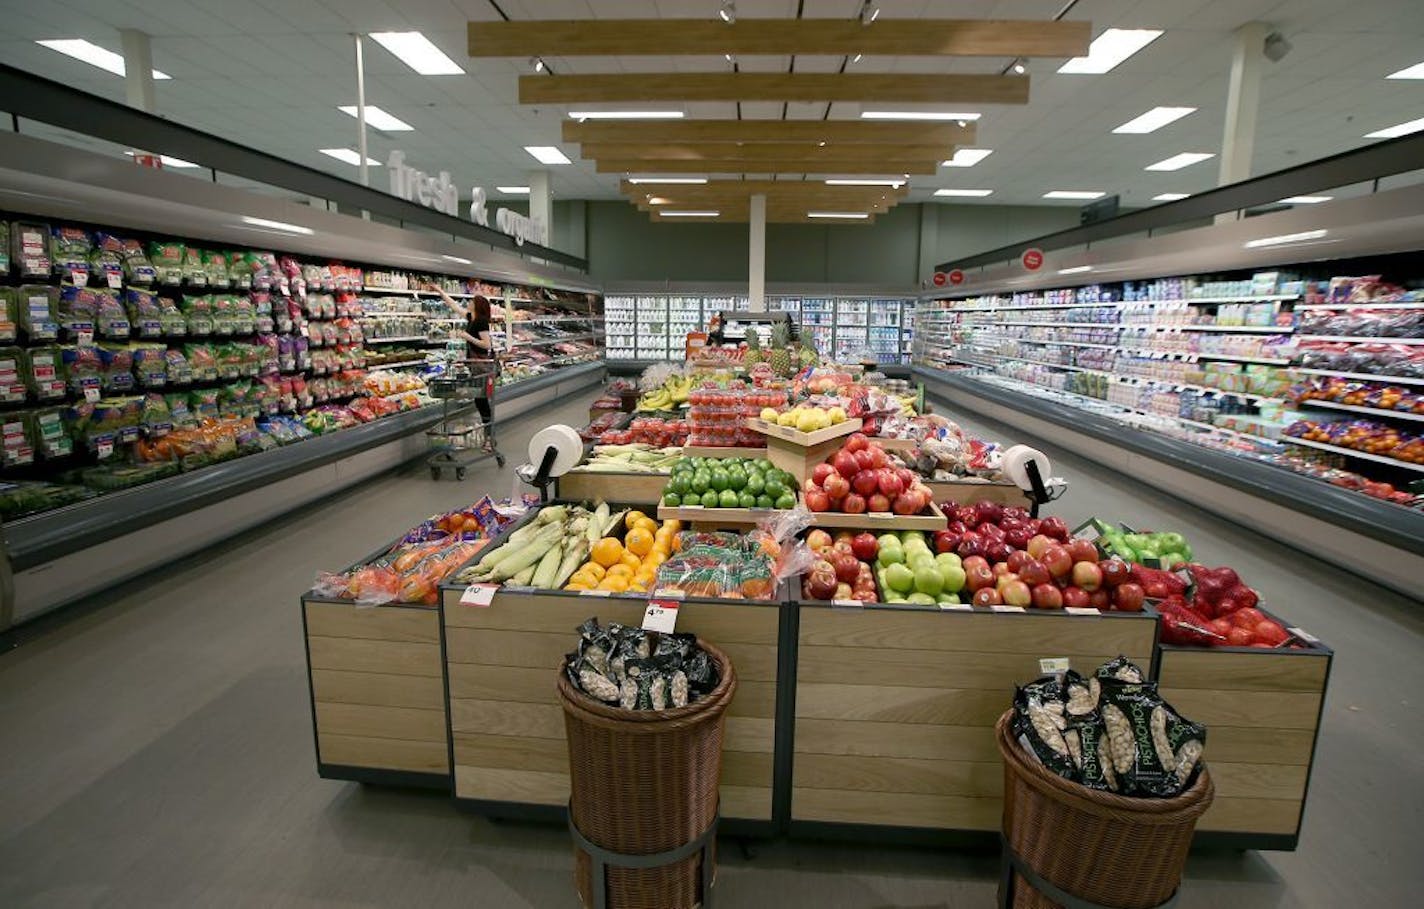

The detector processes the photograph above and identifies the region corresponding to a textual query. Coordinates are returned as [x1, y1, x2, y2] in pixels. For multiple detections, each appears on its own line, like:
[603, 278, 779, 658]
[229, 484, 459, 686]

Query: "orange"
[633, 566, 657, 586]
[564, 581, 589, 591]
[664, 519, 682, 533]
[625, 527, 654, 558]
[569, 570, 598, 588]
[623, 510, 649, 531]
[633, 517, 658, 536]
[597, 575, 630, 593]
[606, 564, 635, 579]
[645, 550, 667, 568]
[583, 562, 607, 580]
[620, 552, 642, 570]
[591, 537, 623, 568]
[628, 581, 647, 593]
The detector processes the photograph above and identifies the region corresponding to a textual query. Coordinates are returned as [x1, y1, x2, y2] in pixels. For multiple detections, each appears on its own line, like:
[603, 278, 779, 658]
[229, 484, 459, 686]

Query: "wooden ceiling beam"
[620, 181, 909, 201]
[650, 211, 882, 225]
[471, 19, 1090, 58]
[584, 143, 951, 163]
[521, 73, 1029, 105]
[633, 193, 902, 211]
[564, 119, 975, 146]
[595, 158, 939, 175]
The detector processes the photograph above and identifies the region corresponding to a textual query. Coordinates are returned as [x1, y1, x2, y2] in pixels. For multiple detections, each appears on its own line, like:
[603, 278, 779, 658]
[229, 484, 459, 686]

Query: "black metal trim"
[772, 600, 800, 834]
[493, 360, 606, 404]
[0, 63, 585, 270]
[936, 132, 1424, 273]
[316, 763, 452, 791]
[914, 365, 1424, 556]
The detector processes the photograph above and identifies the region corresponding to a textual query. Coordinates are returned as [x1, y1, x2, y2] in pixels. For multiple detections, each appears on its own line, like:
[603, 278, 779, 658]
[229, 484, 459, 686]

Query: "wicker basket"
[995, 710, 1214, 909]
[559, 641, 738, 909]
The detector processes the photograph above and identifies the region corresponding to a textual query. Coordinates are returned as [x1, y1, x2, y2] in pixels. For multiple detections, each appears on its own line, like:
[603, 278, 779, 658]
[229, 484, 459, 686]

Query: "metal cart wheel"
[456, 468, 467, 480]
[495, 453, 506, 468]
[430, 466, 441, 481]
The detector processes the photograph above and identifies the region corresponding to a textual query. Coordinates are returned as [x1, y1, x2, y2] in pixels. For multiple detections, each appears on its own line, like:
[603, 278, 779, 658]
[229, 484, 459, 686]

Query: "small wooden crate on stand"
[745, 417, 862, 483]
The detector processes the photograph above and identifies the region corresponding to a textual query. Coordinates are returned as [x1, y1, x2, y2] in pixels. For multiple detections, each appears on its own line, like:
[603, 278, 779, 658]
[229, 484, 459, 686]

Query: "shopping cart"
[426, 362, 505, 480]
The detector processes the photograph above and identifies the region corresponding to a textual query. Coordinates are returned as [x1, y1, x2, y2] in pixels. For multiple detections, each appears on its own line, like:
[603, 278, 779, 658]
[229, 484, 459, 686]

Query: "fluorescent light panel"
[524, 146, 571, 165]
[241, 216, 313, 235]
[1043, 190, 1106, 200]
[1277, 195, 1332, 204]
[337, 105, 413, 131]
[1364, 116, 1424, 139]
[627, 177, 708, 184]
[496, 186, 530, 194]
[442, 254, 473, 264]
[1145, 152, 1214, 171]
[1244, 229, 1328, 249]
[124, 151, 198, 168]
[807, 211, 870, 219]
[934, 189, 994, 197]
[37, 39, 170, 79]
[567, 110, 684, 120]
[1386, 61, 1424, 79]
[1058, 265, 1093, 275]
[1113, 106, 1195, 134]
[660, 211, 720, 217]
[825, 179, 904, 186]
[368, 32, 464, 75]
[319, 148, 380, 166]
[860, 111, 981, 121]
[1058, 28, 1163, 74]
[942, 149, 993, 167]
[1152, 192, 1190, 201]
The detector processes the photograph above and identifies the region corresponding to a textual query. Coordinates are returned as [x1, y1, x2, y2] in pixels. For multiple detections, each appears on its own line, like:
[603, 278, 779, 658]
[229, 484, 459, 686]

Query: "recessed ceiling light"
[861, 111, 982, 121]
[825, 179, 905, 186]
[934, 188, 994, 197]
[337, 105, 413, 132]
[1043, 190, 1106, 200]
[627, 177, 709, 184]
[808, 211, 870, 219]
[647, 197, 672, 205]
[1152, 192, 1190, 201]
[661, 211, 720, 217]
[719, 1, 736, 24]
[1277, 195, 1332, 204]
[1364, 116, 1424, 139]
[1244, 229, 1328, 249]
[1145, 152, 1214, 171]
[1386, 60, 1424, 79]
[442, 254, 473, 264]
[496, 186, 531, 194]
[1113, 106, 1196, 134]
[942, 149, 993, 167]
[1058, 265, 1093, 275]
[567, 110, 684, 120]
[1058, 28, 1163, 74]
[124, 151, 198, 168]
[240, 216, 313, 235]
[368, 32, 464, 75]
[524, 146, 571, 165]
[37, 39, 170, 79]
[319, 148, 380, 166]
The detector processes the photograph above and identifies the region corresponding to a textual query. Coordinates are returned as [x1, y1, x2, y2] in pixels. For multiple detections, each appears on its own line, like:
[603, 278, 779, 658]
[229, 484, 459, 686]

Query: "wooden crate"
[302, 598, 450, 784]
[557, 469, 668, 506]
[747, 417, 861, 483]
[809, 500, 949, 531]
[1155, 615, 1332, 848]
[440, 586, 783, 823]
[925, 478, 1030, 508]
[681, 445, 768, 459]
[791, 602, 1158, 832]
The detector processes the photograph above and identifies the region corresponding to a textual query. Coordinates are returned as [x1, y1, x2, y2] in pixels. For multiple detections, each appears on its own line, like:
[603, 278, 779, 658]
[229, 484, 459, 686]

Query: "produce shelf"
[1295, 367, 1424, 386]
[365, 335, 429, 344]
[745, 417, 862, 447]
[1295, 334, 1424, 345]
[807, 500, 947, 531]
[1281, 435, 1424, 473]
[1297, 399, 1424, 422]
[681, 445, 769, 459]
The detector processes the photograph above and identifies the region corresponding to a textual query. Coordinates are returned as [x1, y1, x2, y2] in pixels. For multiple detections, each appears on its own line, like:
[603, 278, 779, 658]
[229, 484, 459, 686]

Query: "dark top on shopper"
[466, 313, 491, 361]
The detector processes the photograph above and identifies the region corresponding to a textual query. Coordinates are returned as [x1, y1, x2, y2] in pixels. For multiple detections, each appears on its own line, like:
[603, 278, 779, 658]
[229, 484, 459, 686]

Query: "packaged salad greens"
[13, 221, 53, 278]
[97, 344, 135, 393]
[164, 392, 194, 426]
[125, 288, 165, 338]
[232, 295, 256, 334]
[0, 347, 25, 403]
[184, 343, 218, 381]
[189, 387, 220, 421]
[0, 288, 15, 342]
[202, 250, 230, 288]
[139, 392, 172, 432]
[228, 252, 254, 290]
[0, 481, 94, 519]
[107, 234, 157, 285]
[156, 295, 187, 335]
[164, 348, 192, 385]
[180, 246, 206, 286]
[57, 286, 98, 338]
[31, 406, 72, 458]
[182, 295, 215, 335]
[61, 344, 103, 394]
[2, 415, 36, 467]
[17, 286, 59, 341]
[88, 238, 125, 289]
[95, 289, 131, 338]
[132, 343, 169, 387]
[23, 346, 66, 400]
[149, 240, 184, 285]
[52, 226, 92, 285]
[210, 294, 236, 336]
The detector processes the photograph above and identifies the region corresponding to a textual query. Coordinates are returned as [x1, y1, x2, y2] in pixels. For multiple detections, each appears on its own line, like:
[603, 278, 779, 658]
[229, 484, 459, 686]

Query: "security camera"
[1264, 31, 1292, 63]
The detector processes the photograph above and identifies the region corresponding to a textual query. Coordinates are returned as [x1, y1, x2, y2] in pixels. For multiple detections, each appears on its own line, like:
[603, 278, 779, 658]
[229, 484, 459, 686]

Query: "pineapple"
[768, 320, 792, 377]
[743, 326, 763, 367]
[799, 339, 820, 368]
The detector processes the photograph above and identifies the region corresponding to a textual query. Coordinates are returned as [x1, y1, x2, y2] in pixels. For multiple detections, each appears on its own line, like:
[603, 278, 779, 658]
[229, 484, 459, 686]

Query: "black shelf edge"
[493, 360, 605, 404]
[913, 364, 1424, 556]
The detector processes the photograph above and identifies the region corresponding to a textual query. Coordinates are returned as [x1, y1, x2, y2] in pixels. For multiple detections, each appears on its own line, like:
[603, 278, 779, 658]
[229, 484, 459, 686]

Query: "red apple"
[806, 569, 837, 599]
[1066, 539, 1099, 564]
[1111, 583, 1145, 612]
[835, 582, 854, 600]
[844, 432, 869, 453]
[1100, 559, 1131, 588]
[956, 538, 983, 559]
[877, 469, 904, 498]
[851, 470, 880, 497]
[972, 587, 1003, 607]
[842, 493, 867, 514]
[946, 520, 968, 535]
[985, 541, 1013, 564]
[1031, 583, 1064, 610]
[1005, 527, 1033, 550]
[1088, 588, 1111, 610]
[823, 473, 850, 502]
[805, 489, 831, 512]
[962, 555, 989, 574]
[1025, 518, 1043, 535]
[833, 551, 861, 584]
[811, 463, 835, 486]
[955, 506, 979, 527]
[1006, 551, 1031, 574]
[1019, 558, 1051, 588]
[1002, 580, 1032, 608]
[1226, 626, 1254, 647]
[803, 477, 820, 494]
[974, 501, 1004, 527]
[833, 540, 854, 555]
[934, 530, 961, 554]
[892, 493, 920, 515]
[854, 449, 876, 472]
[806, 529, 833, 553]
[993, 563, 1014, 579]
[979, 523, 1006, 542]
[1026, 534, 1054, 560]
[1208, 617, 1234, 638]
[996, 572, 1021, 593]
[834, 532, 854, 544]
[1229, 607, 1266, 630]
[1041, 516, 1070, 541]
[895, 467, 916, 490]
[831, 451, 858, 479]
[851, 533, 878, 561]
[867, 493, 891, 513]
[1072, 561, 1103, 592]
[1003, 506, 1029, 521]
[1254, 621, 1289, 646]
[1041, 545, 1073, 580]
[867, 446, 888, 470]
[1061, 586, 1090, 609]
[965, 563, 996, 592]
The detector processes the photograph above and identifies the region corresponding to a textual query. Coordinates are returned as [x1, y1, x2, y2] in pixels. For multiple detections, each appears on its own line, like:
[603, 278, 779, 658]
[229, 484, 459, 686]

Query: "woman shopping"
[427, 284, 496, 448]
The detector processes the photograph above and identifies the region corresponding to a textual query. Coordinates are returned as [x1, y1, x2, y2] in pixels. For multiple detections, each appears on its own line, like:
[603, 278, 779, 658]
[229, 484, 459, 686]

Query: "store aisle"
[0, 388, 1420, 908]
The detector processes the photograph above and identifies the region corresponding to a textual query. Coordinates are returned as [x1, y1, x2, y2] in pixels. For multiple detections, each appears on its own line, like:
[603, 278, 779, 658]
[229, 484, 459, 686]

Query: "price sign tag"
[1065, 606, 1102, 616]
[459, 584, 498, 607]
[83, 386, 101, 403]
[831, 598, 865, 610]
[680, 504, 702, 510]
[1287, 626, 1319, 644]
[940, 602, 973, 611]
[642, 598, 679, 633]
[106, 271, 123, 289]
[96, 438, 114, 459]
[299, 323, 310, 338]
[990, 603, 1026, 613]
[868, 512, 895, 520]
[77, 328, 94, 347]
[578, 588, 611, 597]
[1039, 657, 1071, 674]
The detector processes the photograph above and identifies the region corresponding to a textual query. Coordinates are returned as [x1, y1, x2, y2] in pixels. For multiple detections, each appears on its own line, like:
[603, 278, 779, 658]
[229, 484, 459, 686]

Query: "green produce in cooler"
[149, 240, 184, 285]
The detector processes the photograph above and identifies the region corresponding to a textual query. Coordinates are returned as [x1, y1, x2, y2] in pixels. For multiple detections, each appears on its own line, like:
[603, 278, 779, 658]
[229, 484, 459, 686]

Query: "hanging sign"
[470, 187, 550, 248]
[1021, 248, 1044, 271]
[386, 151, 550, 247]
[932, 271, 948, 287]
[948, 269, 965, 285]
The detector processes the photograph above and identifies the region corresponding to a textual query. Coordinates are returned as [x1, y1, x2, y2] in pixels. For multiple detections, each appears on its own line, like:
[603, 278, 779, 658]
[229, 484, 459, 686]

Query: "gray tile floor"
[1, 389, 1420, 908]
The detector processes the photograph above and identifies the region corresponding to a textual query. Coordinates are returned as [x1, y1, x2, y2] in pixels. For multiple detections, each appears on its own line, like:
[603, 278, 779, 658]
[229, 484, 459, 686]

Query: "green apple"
[884, 590, 906, 603]
[900, 530, 926, 544]
[877, 533, 901, 550]
[1157, 532, 1185, 551]
[939, 565, 967, 594]
[913, 567, 944, 597]
[908, 552, 936, 572]
[937, 592, 960, 605]
[934, 552, 962, 572]
[885, 562, 915, 594]
[877, 545, 904, 568]
[906, 592, 936, 606]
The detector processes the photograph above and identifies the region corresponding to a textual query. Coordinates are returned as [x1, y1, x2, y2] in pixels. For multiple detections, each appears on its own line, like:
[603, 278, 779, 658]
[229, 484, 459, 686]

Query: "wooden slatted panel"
[586, 143, 952, 163]
[307, 636, 443, 677]
[798, 607, 1154, 656]
[795, 718, 999, 762]
[1160, 688, 1322, 731]
[310, 669, 445, 710]
[1204, 726, 1316, 765]
[596, 158, 940, 175]
[443, 628, 779, 682]
[304, 602, 440, 643]
[799, 647, 1148, 689]
[1157, 649, 1328, 691]
[570, 120, 973, 146]
[520, 73, 1031, 105]
[557, 471, 668, 506]
[472, 19, 1090, 58]
[441, 592, 779, 645]
[792, 788, 1001, 830]
[447, 664, 777, 718]
[318, 733, 449, 774]
[1195, 797, 1303, 835]
[796, 754, 1003, 798]
[314, 702, 447, 743]
[448, 699, 775, 754]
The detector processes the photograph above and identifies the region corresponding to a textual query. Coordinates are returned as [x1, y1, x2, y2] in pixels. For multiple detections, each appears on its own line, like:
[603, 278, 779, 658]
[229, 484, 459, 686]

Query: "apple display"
[956, 538, 984, 559]
[851, 470, 879, 497]
[1006, 551, 1031, 574]
[961, 554, 990, 574]
[1066, 539, 1099, 564]
[823, 473, 850, 502]
[1040, 517, 1070, 541]
[851, 533, 879, 561]
[1031, 583, 1064, 610]
[934, 530, 960, 554]
[965, 563, 996, 592]
[1072, 561, 1104, 592]
[1099, 559, 1131, 588]
[984, 540, 1014, 563]
[844, 432, 869, 453]
[1112, 582, 1145, 612]
[1061, 586, 1090, 609]
[1040, 545, 1073, 580]
[1001, 580, 1032, 608]
[972, 587, 1003, 607]
[1026, 534, 1054, 560]
[843, 493, 867, 514]
[811, 463, 835, 486]
[833, 552, 861, 584]
[1018, 558, 1051, 588]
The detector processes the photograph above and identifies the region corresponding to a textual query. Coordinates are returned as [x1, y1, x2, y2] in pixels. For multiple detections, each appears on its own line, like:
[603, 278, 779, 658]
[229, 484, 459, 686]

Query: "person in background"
[427, 284, 495, 448]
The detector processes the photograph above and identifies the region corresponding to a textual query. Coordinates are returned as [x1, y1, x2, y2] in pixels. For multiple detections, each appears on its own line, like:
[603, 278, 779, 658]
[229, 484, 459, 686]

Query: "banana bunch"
[898, 394, 917, 416]
[637, 375, 691, 410]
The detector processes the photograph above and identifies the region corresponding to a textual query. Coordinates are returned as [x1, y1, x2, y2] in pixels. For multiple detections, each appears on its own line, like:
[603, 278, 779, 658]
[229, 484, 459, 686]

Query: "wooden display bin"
[1155, 614, 1332, 850]
[790, 602, 1158, 837]
[924, 478, 1030, 508]
[301, 596, 450, 787]
[746, 417, 861, 483]
[809, 501, 948, 531]
[682, 444, 768, 459]
[557, 469, 668, 506]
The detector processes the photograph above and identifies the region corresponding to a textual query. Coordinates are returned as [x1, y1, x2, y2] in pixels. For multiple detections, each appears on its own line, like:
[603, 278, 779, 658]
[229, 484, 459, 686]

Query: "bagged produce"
[148, 240, 185, 285]
[52, 226, 92, 284]
[13, 221, 52, 278]
[563, 618, 719, 709]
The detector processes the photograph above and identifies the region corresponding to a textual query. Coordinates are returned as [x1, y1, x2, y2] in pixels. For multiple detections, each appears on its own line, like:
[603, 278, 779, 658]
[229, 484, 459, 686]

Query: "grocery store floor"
[1, 387, 1421, 908]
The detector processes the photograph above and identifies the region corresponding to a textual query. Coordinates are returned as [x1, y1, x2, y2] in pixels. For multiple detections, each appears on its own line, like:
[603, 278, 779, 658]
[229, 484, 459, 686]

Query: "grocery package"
[0, 346, 26, 403]
[30, 406, 72, 458]
[52, 226, 92, 284]
[0, 480, 95, 520]
[1285, 418, 1424, 464]
[660, 455, 798, 510]
[181, 247, 206, 286]
[2, 413, 35, 467]
[203, 250, 230, 288]
[652, 511, 802, 600]
[148, 240, 185, 285]
[0, 288, 15, 343]
[563, 618, 720, 710]
[12, 220, 52, 278]
[688, 383, 783, 447]
[17, 285, 59, 340]
[1013, 657, 1205, 797]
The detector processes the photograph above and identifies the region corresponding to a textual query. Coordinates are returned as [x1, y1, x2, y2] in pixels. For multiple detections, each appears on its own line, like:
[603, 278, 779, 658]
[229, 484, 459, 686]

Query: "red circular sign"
[932, 271, 948, 287]
[948, 269, 965, 285]
[1022, 248, 1044, 271]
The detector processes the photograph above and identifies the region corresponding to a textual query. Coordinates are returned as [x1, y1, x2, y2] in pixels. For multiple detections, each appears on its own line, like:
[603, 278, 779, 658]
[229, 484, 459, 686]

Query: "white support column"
[353, 34, 370, 188]
[748, 193, 767, 312]
[119, 29, 156, 113]
[528, 170, 553, 247]
[1217, 21, 1267, 222]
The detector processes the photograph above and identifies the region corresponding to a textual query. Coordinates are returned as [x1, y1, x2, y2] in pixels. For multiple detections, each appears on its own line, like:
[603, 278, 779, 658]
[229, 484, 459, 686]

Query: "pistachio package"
[564, 617, 719, 711]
